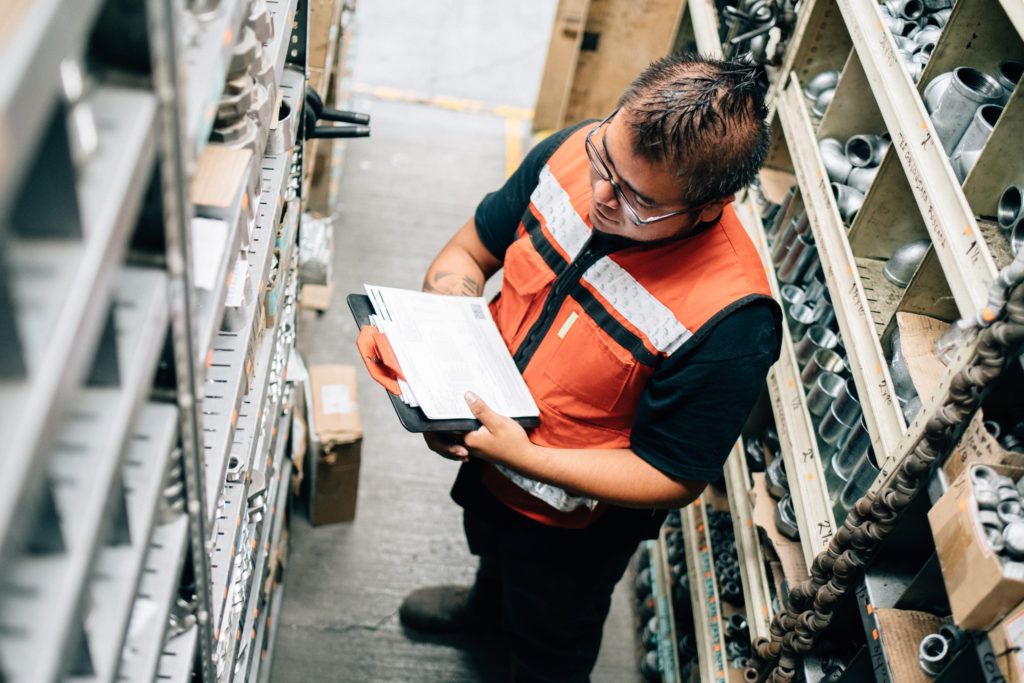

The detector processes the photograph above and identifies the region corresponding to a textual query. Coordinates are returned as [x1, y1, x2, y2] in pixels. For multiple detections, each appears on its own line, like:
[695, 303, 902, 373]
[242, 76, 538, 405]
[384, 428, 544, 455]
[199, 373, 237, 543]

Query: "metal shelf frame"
[834, 0, 998, 313]
[209, 266, 298, 672]
[0, 0, 107, 218]
[77, 403, 180, 683]
[0, 86, 158, 564]
[735, 199, 835, 569]
[115, 514, 191, 682]
[775, 76, 907, 461]
[680, 503, 727, 682]
[722, 439, 774, 642]
[202, 139, 298, 529]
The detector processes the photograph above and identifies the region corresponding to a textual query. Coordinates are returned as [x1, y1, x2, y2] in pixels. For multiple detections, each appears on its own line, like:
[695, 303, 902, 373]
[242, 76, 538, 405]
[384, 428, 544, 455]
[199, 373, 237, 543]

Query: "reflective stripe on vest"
[531, 164, 692, 357]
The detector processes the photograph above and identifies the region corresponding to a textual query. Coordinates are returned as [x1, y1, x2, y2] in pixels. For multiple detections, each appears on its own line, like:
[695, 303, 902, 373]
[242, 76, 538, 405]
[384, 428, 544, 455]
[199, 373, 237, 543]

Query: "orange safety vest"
[481, 124, 774, 528]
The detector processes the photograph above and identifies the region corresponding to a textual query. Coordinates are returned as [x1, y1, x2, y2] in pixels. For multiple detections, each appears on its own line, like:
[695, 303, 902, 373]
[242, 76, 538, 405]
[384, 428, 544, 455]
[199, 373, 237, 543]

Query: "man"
[400, 53, 782, 682]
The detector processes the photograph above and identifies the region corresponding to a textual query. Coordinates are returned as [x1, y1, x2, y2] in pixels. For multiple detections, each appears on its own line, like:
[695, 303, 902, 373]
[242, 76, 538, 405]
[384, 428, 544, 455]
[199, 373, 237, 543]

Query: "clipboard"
[347, 294, 540, 432]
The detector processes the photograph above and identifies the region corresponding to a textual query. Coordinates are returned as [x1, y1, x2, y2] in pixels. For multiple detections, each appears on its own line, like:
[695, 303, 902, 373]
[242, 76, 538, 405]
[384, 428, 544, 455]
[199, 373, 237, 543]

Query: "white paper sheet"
[364, 284, 539, 421]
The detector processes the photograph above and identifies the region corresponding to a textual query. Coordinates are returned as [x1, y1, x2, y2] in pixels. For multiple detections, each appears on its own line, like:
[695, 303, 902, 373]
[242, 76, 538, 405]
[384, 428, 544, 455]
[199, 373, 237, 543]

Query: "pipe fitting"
[925, 8, 952, 27]
[971, 464, 1001, 491]
[1011, 220, 1024, 257]
[976, 486, 1000, 510]
[833, 417, 870, 479]
[846, 165, 880, 194]
[918, 633, 951, 676]
[819, 137, 853, 183]
[804, 70, 841, 99]
[924, 67, 1004, 154]
[766, 456, 789, 499]
[885, 0, 924, 20]
[998, 499, 1024, 526]
[831, 183, 865, 225]
[912, 26, 942, 53]
[951, 103, 1002, 182]
[779, 283, 806, 313]
[801, 347, 845, 390]
[832, 376, 863, 425]
[787, 302, 821, 340]
[883, 238, 931, 287]
[806, 371, 845, 417]
[795, 324, 839, 367]
[725, 614, 750, 641]
[1004, 521, 1024, 559]
[812, 88, 835, 118]
[777, 232, 817, 284]
[994, 60, 1024, 105]
[775, 494, 800, 540]
[998, 184, 1024, 231]
[845, 134, 890, 168]
[819, 400, 858, 446]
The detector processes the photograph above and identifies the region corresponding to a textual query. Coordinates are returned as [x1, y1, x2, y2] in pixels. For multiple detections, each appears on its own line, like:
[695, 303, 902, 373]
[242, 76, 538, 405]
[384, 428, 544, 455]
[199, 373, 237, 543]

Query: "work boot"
[399, 584, 496, 634]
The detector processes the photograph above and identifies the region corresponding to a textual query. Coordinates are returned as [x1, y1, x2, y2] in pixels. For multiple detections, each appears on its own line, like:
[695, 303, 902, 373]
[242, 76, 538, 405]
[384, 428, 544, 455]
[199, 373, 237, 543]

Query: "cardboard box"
[307, 364, 362, 525]
[989, 599, 1024, 683]
[300, 282, 333, 311]
[929, 463, 1024, 630]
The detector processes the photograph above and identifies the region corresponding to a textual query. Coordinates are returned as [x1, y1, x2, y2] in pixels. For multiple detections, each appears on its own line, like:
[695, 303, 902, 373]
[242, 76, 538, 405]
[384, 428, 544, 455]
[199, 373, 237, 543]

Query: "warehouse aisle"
[270, 2, 644, 681]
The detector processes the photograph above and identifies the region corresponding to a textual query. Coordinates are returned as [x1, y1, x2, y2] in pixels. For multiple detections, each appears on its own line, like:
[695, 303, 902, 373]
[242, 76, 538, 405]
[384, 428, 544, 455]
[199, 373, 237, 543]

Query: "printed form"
[364, 285, 540, 421]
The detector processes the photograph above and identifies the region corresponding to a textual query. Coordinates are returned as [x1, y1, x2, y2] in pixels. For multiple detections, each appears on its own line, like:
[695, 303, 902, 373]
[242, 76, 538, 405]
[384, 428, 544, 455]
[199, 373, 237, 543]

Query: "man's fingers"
[465, 391, 492, 422]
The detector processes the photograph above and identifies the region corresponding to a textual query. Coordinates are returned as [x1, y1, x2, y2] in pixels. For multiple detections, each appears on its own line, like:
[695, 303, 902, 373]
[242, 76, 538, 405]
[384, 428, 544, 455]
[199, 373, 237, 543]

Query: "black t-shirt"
[473, 124, 781, 483]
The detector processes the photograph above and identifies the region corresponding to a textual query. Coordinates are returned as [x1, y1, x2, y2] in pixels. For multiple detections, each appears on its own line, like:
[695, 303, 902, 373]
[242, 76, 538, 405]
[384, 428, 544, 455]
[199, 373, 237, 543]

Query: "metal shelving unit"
[775, 77, 906, 461]
[667, 0, 1024, 679]
[722, 439, 775, 642]
[736, 199, 836, 568]
[0, 0, 312, 680]
[834, 0, 998, 314]
[680, 503, 727, 682]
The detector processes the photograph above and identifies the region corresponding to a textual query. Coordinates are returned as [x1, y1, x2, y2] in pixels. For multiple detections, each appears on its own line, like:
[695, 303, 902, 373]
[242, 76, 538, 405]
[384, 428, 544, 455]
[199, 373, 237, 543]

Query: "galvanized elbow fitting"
[885, 0, 924, 20]
[847, 165, 880, 194]
[845, 134, 890, 168]
[883, 238, 931, 288]
[951, 103, 1002, 182]
[812, 88, 835, 118]
[831, 182, 865, 225]
[926, 8, 952, 27]
[820, 137, 852, 183]
[804, 70, 841, 100]
[924, 67, 1004, 154]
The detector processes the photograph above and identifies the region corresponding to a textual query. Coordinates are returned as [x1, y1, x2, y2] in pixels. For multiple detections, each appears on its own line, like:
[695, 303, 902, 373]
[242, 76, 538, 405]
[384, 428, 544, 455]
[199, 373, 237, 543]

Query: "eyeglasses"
[585, 109, 702, 226]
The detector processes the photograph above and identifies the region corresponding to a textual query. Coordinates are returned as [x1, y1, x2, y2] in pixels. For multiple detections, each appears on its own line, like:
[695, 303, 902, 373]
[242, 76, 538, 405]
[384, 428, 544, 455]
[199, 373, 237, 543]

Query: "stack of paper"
[364, 285, 539, 422]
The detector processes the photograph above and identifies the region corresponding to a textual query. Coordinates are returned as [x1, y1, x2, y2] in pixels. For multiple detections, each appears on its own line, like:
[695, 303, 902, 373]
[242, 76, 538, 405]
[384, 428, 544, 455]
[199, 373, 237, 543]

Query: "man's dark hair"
[617, 53, 770, 206]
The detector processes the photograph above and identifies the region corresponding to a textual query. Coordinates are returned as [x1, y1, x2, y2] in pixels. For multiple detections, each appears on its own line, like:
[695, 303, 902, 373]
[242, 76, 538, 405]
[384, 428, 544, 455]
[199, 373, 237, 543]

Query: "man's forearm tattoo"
[423, 271, 483, 296]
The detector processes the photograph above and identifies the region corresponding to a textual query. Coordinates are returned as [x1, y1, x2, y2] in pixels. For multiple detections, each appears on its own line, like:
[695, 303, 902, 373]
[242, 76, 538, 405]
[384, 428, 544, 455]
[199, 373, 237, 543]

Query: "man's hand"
[423, 431, 471, 462]
[462, 391, 533, 464]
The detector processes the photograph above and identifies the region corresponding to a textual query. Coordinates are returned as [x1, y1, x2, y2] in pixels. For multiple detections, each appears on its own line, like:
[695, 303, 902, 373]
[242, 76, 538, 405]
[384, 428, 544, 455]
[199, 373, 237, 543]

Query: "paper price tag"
[320, 384, 354, 415]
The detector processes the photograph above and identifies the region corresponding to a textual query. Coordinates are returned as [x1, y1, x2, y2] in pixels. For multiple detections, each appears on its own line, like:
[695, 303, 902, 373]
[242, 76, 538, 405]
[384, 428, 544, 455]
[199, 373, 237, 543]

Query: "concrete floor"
[269, 2, 644, 681]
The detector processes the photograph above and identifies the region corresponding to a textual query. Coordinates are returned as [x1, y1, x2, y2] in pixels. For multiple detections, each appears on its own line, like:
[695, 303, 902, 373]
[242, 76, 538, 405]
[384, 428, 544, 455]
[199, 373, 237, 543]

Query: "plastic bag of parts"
[298, 212, 335, 287]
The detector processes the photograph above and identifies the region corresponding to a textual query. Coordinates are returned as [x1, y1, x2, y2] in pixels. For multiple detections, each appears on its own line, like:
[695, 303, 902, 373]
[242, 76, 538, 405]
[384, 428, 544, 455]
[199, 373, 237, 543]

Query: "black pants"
[461, 499, 648, 683]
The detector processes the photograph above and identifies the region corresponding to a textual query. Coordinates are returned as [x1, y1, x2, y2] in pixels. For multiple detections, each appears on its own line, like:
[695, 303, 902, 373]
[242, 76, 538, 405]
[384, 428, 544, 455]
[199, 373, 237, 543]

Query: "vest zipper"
[512, 236, 613, 371]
